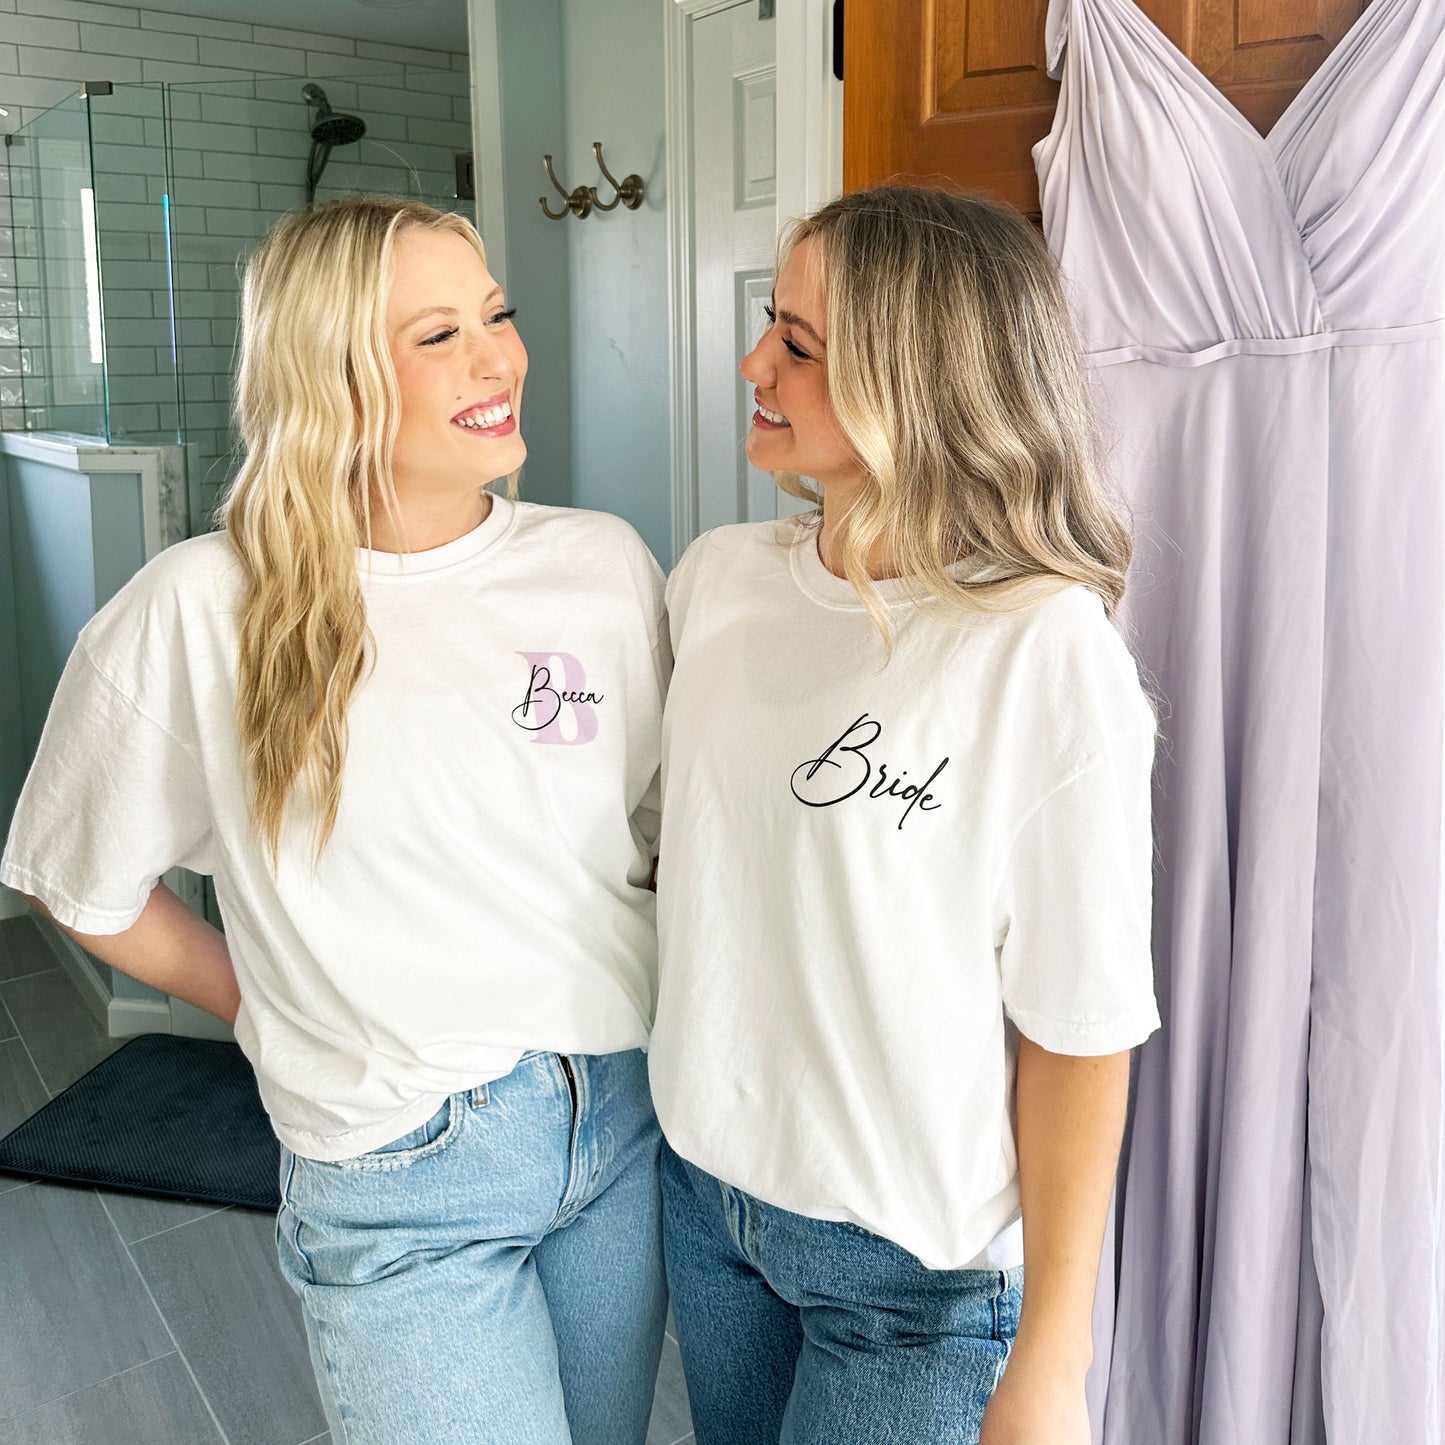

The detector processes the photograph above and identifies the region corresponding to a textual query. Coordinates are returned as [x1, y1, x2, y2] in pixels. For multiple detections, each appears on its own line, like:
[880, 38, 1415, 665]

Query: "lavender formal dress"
[1036, 1, 1445, 1441]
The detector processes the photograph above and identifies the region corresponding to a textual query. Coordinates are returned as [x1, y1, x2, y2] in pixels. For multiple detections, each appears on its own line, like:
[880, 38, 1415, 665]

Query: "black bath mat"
[0, 1034, 280, 1210]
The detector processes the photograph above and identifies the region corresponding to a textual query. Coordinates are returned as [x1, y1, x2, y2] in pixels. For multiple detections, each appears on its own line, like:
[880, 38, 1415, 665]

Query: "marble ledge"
[1, 429, 190, 554]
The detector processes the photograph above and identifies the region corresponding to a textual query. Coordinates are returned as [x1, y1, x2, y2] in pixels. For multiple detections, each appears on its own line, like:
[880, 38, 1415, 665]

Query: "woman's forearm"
[27, 882, 240, 1025]
[1012, 1036, 1132, 1370]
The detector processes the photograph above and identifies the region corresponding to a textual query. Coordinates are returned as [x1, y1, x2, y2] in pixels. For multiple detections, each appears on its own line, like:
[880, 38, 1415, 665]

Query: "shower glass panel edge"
[6, 92, 107, 440]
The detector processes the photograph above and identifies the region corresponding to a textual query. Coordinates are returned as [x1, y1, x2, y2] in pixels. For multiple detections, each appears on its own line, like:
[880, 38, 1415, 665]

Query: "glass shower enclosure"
[4, 83, 181, 446]
[3, 62, 474, 533]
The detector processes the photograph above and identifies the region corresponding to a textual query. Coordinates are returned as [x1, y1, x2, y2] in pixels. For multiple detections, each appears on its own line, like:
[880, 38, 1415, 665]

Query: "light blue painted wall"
[8, 456, 151, 758]
[560, 0, 672, 563]
[7, 456, 99, 761]
[495, 0, 573, 511]
[0, 459, 24, 837]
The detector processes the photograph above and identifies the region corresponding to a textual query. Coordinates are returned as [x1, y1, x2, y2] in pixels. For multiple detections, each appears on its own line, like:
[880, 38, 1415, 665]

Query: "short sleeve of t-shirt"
[994, 724, 1160, 1055]
[664, 531, 716, 655]
[1, 644, 214, 934]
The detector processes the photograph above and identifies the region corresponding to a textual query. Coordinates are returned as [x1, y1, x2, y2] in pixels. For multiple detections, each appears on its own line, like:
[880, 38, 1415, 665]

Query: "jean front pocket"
[990, 1265, 1024, 1344]
[333, 1095, 463, 1173]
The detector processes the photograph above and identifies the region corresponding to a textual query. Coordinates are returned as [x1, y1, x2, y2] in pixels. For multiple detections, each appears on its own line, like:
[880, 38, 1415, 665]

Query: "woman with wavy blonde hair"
[2, 195, 671, 1443]
[650, 185, 1160, 1444]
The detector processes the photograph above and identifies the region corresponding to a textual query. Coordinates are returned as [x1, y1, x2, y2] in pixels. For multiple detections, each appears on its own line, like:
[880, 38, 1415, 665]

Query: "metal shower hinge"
[455, 153, 475, 201]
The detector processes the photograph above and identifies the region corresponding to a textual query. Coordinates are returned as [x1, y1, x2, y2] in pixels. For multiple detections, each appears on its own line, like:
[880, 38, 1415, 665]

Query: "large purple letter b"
[512, 651, 601, 745]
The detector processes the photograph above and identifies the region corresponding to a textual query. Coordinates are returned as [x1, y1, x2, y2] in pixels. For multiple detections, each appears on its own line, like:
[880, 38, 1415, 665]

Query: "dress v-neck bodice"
[1036, 0, 1445, 359]
[1034, 4, 1445, 1444]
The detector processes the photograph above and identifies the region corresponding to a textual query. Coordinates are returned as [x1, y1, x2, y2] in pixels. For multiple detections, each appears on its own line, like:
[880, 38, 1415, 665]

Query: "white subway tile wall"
[1, 1, 471, 530]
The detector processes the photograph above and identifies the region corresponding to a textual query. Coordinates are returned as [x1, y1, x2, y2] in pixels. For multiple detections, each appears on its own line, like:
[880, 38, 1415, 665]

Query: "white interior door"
[691, 2, 780, 534]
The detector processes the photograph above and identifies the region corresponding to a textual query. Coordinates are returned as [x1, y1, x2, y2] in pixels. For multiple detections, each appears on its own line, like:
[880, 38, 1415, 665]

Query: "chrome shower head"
[311, 111, 366, 145]
[301, 84, 366, 147]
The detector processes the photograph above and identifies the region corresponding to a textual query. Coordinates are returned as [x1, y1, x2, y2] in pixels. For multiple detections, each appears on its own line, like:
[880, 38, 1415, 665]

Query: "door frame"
[464, 0, 839, 561]
[664, 0, 840, 561]
[466, 0, 508, 283]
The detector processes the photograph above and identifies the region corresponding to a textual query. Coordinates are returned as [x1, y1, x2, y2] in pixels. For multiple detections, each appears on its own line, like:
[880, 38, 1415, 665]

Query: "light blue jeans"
[661, 1143, 1022, 1445]
[275, 1049, 666, 1445]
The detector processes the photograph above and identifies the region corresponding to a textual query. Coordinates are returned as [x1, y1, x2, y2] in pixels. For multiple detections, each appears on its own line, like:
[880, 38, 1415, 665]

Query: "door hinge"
[759, 0, 774, 18]
[832, 0, 844, 81]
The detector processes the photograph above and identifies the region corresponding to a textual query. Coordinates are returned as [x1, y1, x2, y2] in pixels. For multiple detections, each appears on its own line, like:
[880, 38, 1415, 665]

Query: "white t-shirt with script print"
[2, 496, 667, 1161]
[650, 519, 1160, 1272]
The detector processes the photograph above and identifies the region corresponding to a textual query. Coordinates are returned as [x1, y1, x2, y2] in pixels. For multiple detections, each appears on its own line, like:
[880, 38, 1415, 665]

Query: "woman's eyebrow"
[398, 305, 459, 329]
[397, 289, 504, 330]
[775, 306, 825, 348]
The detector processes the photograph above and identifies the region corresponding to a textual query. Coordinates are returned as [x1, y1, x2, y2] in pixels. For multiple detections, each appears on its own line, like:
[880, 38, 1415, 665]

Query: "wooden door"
[844, 0, 1371, 215]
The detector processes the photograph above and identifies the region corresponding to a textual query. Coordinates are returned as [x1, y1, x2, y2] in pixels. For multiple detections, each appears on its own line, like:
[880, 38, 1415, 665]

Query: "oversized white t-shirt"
[649, 519, 1161, 1271]
[2, 496, 667, 1161]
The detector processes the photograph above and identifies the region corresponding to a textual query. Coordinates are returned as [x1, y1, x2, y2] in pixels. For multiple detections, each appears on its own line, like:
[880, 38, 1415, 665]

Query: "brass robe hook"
[540, 153, 592, 220]
[589, 141, 644, 211]
[538, 144, 644, 220]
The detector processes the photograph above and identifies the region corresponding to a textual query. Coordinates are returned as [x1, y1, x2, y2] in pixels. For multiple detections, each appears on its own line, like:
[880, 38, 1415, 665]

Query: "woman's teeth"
[454, 401, 512, 429]
[758, 405, 788, 426]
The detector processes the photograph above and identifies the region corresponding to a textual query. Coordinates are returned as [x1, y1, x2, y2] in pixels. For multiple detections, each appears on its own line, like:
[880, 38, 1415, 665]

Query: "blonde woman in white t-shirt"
[651, 185, 1160, 1444]
[2, 196, 671, 1444]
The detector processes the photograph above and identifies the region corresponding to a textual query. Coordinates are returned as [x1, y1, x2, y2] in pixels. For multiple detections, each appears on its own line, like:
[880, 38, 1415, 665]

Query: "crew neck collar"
[787, 521, 927, 611]
[785, 518, 1018, 611]
[359, 493, 515, 578]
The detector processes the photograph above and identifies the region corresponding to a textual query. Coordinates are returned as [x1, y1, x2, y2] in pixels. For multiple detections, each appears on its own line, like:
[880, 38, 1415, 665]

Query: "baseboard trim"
[107, 996, 172, 1038]
[167, 997, 235, 1043]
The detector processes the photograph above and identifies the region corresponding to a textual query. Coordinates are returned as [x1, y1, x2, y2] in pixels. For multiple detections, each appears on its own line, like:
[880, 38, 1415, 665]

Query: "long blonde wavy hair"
[222, 195, 495, 862]
[774, 186, 1131, 639]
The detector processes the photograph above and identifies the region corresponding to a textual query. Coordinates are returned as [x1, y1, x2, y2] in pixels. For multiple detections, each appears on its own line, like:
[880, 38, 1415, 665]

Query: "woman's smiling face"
[386, 226, 528, 495]
[738, 236, 863, 492]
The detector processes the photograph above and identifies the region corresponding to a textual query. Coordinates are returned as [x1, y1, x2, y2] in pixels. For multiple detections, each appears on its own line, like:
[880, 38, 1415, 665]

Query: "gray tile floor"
[0, 916, 695, 1444]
